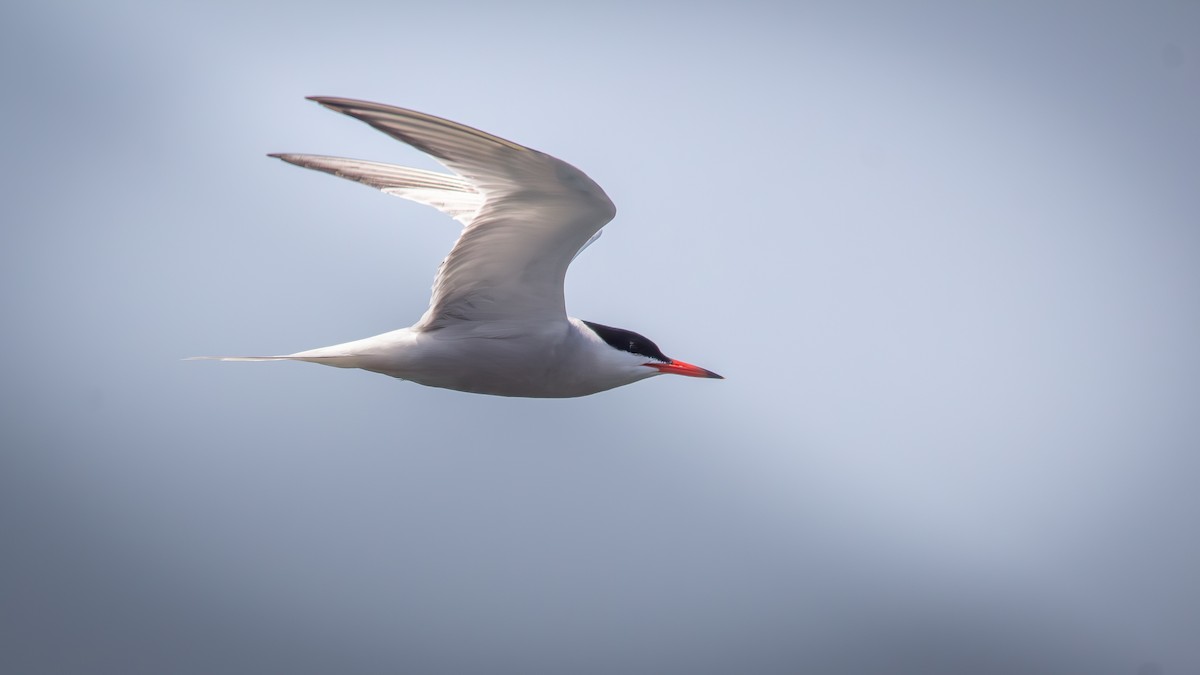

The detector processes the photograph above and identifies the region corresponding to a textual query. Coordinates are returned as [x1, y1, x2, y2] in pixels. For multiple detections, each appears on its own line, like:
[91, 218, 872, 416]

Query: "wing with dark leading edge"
[302, 97, 617, 329]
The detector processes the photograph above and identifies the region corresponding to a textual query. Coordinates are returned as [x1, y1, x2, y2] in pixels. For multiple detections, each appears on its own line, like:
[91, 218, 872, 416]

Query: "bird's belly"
[403, 360, 601, 398]
[371, 332, 606, 398]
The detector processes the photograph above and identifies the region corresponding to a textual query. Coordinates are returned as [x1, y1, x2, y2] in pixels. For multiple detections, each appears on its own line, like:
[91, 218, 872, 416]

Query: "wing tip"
[306, 95, 362, 114]
[267, 152, 303, 166]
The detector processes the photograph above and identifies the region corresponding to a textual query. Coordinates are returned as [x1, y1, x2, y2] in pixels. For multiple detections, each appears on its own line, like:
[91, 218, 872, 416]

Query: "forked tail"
[185, 354, 362, 368]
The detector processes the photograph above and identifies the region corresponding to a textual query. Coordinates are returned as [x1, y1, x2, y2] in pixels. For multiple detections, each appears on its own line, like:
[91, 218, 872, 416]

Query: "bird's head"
[581, 320, 723, 382]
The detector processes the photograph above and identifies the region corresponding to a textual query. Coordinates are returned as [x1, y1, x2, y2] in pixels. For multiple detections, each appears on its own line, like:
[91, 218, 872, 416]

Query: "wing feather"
[270, 153, 482, 224]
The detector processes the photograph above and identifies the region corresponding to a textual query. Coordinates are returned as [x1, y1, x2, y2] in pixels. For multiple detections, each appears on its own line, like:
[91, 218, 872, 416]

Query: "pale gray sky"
[2, 2, 1199, 674]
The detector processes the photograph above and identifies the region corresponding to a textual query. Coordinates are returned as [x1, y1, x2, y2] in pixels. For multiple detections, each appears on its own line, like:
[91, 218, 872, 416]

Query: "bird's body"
[240, 319, 654, 398]
[194, 97, 721, 397]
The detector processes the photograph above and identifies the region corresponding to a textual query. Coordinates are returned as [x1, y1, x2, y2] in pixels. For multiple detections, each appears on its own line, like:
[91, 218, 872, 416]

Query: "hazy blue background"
[2, 2, 1198, 673]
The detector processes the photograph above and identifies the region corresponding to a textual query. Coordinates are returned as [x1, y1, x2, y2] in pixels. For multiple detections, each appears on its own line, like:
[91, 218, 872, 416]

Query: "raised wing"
[290, 97, 617, 329]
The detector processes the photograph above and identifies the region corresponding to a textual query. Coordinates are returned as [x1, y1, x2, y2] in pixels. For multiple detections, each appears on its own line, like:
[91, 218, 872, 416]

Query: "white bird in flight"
[193, 97, 722, 397]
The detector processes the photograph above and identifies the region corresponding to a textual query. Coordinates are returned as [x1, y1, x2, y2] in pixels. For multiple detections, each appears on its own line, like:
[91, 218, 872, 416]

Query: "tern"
[193, 97, 722, 397]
